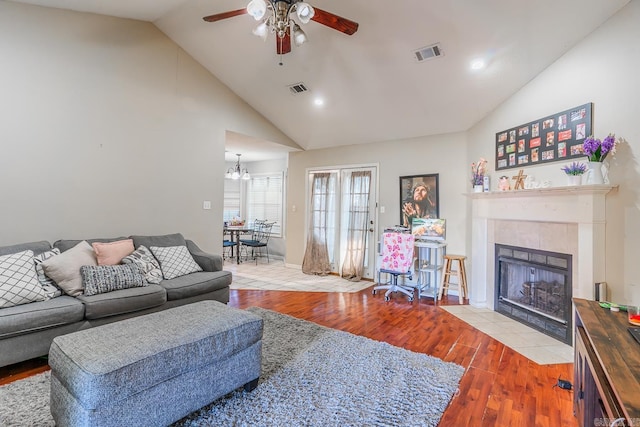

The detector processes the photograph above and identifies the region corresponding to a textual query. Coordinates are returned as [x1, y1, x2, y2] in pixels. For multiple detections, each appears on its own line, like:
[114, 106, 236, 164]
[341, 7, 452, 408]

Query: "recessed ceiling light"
[313, 98, 324, 107]
[470, 59, 486, 71]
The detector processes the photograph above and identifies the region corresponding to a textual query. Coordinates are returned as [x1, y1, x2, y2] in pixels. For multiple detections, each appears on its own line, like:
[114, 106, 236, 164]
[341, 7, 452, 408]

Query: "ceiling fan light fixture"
[253, 21, 269, 40]
[203, 2, 358, 55]
[296, 2, 315, 24]
[247, 0, 267, 20]
[293, 24, 308, 46]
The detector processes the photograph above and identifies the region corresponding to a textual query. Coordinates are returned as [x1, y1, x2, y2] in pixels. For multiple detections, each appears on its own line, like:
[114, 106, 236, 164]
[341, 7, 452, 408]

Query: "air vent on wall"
[413, 43, 444, 62]
[287, 82, 309, 95]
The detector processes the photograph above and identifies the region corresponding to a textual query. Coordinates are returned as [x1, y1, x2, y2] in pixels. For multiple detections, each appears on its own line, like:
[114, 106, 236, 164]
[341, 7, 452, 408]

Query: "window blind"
[246, 172, 284, 237]
[223, 178, 241, 222]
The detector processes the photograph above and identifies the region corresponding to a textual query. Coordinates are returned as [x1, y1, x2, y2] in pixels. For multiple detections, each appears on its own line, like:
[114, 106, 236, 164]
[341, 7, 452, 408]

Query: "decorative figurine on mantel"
[512, 169, 527, 190]
[498, 176, 511, 191]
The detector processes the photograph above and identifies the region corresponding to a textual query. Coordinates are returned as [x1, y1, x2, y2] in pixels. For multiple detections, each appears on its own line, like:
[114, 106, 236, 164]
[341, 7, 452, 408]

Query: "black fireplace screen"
[495, 244, 572, 344]
[499, 262, 567, 322]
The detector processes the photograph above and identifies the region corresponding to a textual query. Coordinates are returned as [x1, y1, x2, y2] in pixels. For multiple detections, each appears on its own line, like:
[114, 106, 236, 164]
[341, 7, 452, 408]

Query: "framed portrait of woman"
[399, 174, 439, 228]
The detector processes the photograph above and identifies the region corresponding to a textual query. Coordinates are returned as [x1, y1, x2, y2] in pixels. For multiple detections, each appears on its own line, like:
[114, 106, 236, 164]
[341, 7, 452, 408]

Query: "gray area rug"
[0, 307, 464, 427]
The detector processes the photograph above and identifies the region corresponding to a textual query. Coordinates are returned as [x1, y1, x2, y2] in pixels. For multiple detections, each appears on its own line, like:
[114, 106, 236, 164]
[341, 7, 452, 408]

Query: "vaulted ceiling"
[10, 0, 631, 155]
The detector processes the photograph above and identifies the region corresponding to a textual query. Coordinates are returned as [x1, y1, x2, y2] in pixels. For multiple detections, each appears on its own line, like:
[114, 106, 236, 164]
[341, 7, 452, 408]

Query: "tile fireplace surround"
[469, 185, 616, 310]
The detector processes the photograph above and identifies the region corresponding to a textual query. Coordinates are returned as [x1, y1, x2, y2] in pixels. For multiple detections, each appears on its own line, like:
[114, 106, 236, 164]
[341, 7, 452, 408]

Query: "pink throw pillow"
[92, 239, 135, 266]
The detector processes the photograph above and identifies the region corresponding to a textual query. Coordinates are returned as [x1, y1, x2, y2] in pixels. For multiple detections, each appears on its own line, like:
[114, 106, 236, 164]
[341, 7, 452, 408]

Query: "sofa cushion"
[92, 239, 135, 266]
[121, 245, 163, 284]
[81, 264, 146, 296]
[0, 250, 48, 308]
[0, 296, 85, 339]
[0, 241, 51, 257]
[161, 271, 232, 301]
[131, 233, 186, 250]
[75, 285, 167, 320]
[33, 248, 63, 299]
[53, 237, 129, 254]
[42, 241, 97, 297]
[150, 245, 202, 280]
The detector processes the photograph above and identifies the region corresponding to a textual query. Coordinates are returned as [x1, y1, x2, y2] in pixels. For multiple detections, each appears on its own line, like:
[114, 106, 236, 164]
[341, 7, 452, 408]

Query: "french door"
[306, 165, 377, 279]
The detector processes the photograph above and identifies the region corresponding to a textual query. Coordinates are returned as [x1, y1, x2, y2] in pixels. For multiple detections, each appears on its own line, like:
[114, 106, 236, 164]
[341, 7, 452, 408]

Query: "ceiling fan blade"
[203, 8, 247, 23]
[311, 7, 359, 35]
[276, 30, 291, 55]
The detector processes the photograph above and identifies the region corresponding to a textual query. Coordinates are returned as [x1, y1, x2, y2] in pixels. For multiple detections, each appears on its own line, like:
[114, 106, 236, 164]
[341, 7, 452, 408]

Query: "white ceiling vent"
[413, 43, 444, 62]
[288, 82, 309, 95]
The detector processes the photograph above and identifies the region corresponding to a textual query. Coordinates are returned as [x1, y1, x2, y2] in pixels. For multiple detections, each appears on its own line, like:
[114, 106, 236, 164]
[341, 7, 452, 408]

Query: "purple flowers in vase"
[471, 158, 487, 187]
[561, 161, 587, 176]
[583, 134, 619, 162]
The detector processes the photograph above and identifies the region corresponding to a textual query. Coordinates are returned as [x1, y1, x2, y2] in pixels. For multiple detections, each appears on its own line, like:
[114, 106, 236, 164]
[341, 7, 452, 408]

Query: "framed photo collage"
[495, 103, 593, 171]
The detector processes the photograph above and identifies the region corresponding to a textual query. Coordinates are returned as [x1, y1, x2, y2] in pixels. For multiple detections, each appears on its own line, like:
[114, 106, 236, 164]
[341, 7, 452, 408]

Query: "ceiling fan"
[203, 0, 359, 55]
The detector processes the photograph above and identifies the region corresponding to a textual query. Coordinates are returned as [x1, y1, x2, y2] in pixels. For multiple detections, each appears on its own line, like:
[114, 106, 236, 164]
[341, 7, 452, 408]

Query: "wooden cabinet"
[574, 298, 640, 426]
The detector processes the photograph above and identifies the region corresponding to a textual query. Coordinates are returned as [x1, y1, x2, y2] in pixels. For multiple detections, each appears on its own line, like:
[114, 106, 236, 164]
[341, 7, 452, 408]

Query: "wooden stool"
[440, 254, 468, 303]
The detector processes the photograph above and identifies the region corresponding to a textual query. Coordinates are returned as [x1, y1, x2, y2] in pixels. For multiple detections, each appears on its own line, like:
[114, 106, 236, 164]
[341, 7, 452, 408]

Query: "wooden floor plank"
[0, 287, 577, 426]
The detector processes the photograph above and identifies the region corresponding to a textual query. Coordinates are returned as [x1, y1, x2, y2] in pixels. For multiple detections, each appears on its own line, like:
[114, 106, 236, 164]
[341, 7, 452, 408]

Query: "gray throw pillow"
[121, 245, 163, 284]
[80, 264, 146, 296]
[150, 245, 202, 280]
[41, 241, 97, 297]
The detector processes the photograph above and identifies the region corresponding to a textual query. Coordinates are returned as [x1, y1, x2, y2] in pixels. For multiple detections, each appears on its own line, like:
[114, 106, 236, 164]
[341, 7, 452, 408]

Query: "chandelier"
[247, 0, 315, 48]
[225, 154, 250, 180]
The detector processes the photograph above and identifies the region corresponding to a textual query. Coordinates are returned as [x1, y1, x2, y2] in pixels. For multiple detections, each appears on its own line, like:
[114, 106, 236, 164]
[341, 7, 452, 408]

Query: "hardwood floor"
[0, 287, 577, 426]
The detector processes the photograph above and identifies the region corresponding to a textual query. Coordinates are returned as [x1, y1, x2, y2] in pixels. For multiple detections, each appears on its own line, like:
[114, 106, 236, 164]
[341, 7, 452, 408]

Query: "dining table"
[224, 225, 252, 264]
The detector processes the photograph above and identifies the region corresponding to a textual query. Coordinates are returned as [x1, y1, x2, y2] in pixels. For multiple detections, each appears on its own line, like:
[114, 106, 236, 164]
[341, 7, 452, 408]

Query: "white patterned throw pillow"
[32, 248, 63, 299]
[0, 250, 47, 308]
[150, 245, 202, 280]
[121, 245, 163, 284]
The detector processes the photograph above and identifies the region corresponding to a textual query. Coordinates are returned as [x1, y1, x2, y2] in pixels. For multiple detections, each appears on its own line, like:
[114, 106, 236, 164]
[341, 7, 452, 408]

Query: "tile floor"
[225, 258, 574, 365]
[440, 305, 574, 365]
[225, 259, 372, 293]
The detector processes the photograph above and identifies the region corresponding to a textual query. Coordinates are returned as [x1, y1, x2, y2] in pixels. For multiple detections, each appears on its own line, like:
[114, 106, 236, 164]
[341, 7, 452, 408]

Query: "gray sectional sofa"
[0, 233, 231, 368]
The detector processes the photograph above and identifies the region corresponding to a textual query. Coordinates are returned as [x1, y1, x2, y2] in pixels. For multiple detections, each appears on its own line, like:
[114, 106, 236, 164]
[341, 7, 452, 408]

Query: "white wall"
[0, 2, 294, 254]
[286, 132, 468, 267]
[467, 0, 640, 303]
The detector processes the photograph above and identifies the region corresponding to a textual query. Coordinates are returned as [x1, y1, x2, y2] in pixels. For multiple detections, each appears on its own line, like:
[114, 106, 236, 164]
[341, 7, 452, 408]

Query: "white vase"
[585, 161, 604, 185]
[567, 175, 582, 186]
[473, 185, 483, 193]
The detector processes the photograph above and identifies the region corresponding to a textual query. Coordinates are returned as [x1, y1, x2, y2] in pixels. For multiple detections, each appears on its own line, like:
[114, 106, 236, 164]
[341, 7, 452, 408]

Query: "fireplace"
[495, 244, 572, 344]
[469, 185, 614, 310]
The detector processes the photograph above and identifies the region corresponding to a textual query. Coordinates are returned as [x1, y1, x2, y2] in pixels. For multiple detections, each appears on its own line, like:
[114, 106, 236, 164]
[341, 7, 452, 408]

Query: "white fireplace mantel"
[469, 185, 616, 309]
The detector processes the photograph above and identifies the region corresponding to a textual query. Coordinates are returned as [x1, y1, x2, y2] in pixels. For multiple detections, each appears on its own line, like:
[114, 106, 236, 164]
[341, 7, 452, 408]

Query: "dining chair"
[222, 228, 237, 260]
[240, 221, 275, 264]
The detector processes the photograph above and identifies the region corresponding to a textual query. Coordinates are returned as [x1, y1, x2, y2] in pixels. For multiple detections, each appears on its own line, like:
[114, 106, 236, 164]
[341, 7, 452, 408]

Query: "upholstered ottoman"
[49, 300, 263, 427]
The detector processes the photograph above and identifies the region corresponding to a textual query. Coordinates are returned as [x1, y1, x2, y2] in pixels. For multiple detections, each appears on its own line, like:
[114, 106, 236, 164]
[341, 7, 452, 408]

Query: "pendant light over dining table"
[226, 154, 250, 180]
